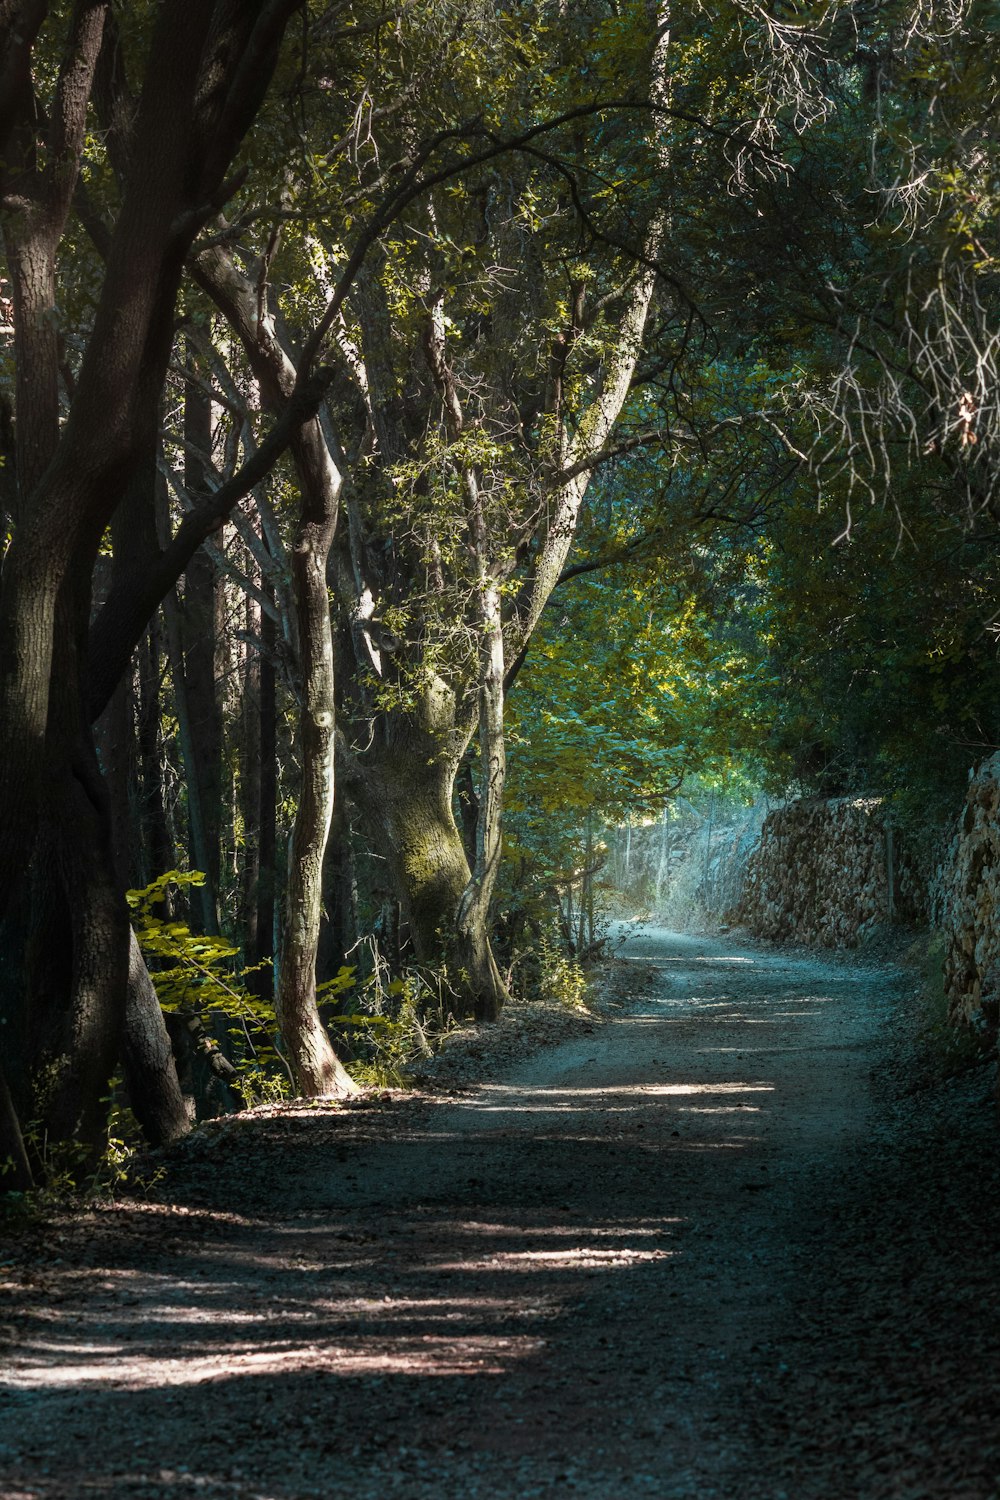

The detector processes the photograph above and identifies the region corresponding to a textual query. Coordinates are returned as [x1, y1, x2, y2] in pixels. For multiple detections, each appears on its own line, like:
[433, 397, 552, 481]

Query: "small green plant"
[324, 941, 458, 1085]
[89, 1096, 166, 1201]
[0, 1087, 165, 1214]
[236, 1067, 294, 1110]
[128, 871, 462, 1097]
[537, 931, 589, 1011]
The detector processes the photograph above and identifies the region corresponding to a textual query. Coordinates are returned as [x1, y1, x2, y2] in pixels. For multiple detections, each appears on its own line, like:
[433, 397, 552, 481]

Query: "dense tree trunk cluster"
[0, 1, 680, 1184]
[0, 0, 315, 1182]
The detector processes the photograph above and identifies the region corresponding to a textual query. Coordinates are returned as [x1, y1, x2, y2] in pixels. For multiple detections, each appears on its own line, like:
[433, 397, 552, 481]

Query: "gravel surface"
[1, 923, 998, 1500]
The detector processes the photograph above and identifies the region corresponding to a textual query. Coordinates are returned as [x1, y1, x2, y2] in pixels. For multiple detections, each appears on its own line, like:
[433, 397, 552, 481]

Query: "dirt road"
[2, 926, 999, 1499]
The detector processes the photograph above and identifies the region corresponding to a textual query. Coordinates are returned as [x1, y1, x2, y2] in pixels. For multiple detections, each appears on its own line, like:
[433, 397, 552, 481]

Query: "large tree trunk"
[356, 750, 470, 963]
[347, 685, 506, 1021]
[28, 744, 131, 1164]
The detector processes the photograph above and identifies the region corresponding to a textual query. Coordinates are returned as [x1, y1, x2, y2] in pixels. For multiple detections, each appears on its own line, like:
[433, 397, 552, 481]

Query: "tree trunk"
[252, 600, 277, 997]
[162, 585, 218, 925]
[0, 1066, 33, 1192]
[348, 696, 505, 1021]
[96, 625, 188, 1149]
[275, 551, 357, 1096]
[94, 668, 134, 891]
[136, 619, 174, 888]
[274, 437, 356, 1098]
[3, 229, 60, 516]
[27, 745, 131, 1165]
[181, 357, 222, 930]
[655, 807, 671, 905]
[240, 590, 262, 956]
[455, 576, 510, 1021]
[122, 928, 189, 1147]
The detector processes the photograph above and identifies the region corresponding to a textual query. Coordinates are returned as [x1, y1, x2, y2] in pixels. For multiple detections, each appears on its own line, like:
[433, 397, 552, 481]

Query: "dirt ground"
[2, 924, 999, 1500]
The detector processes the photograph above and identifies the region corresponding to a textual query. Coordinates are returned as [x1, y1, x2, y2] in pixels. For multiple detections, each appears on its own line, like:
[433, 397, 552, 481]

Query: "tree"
[311, 3, 681, 1018]
[0, 0, 308, 1180]
[144, 2, 679, 1025]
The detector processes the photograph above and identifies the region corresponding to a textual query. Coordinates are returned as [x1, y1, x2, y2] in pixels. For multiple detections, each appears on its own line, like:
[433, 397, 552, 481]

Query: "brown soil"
[1, 924, 999, 1500]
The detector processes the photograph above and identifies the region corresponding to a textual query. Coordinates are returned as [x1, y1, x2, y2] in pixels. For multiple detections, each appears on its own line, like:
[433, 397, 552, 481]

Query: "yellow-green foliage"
[127, 871, 290, 1083]
[127, 872, 447, 1091]
[536, 933, 590, 1013]
[128, 871, 253, 1013]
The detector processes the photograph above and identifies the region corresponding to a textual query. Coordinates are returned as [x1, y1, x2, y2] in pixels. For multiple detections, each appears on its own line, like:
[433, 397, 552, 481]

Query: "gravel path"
[1, 924, 998, 1499]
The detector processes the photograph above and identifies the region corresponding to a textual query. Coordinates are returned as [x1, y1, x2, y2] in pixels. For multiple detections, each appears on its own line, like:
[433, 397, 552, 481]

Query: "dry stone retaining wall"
[933, 753, 1000, 1036]
[734, 796, 926, 947]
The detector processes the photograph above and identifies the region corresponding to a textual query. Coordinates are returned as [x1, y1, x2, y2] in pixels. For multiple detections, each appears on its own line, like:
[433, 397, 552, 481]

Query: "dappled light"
[465, 1079, 775, 1107]
[4, 924, 999, 1500]
[8, 1332, 549, 1387]
[6, 1199, 691, 1392]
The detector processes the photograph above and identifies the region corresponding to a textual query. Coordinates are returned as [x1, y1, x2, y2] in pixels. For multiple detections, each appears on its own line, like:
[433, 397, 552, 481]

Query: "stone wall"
[734, 796, 927, 947]
[933, 754, 1000, 1037]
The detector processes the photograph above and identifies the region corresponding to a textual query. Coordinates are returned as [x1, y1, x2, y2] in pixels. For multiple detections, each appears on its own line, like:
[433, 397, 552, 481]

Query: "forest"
[6, 5, 1000, 1498]
[2, 0, 999, 1189]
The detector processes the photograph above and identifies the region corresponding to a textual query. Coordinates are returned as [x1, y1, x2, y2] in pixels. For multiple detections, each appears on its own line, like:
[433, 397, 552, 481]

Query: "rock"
[932, 752, 1000, 1038]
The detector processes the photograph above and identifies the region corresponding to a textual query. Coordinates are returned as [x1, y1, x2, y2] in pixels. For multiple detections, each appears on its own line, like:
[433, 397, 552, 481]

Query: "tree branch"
[87, 374, 329, 720]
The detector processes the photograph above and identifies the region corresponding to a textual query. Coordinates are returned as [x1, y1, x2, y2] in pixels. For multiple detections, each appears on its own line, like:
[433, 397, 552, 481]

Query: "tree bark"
[346, 682, 504, 1021]
[0, 1065, 33, 1191]
[181, 357, 222, 931]
[455, 575, 510, 1021]
[251, 599, 277, 996]
[122, 928, 190, 1147]
[29, 742, 131, 1163]
[352, 745, 471, 965]
[275, 476, 357, 1098]
[240, 590, 263, 958]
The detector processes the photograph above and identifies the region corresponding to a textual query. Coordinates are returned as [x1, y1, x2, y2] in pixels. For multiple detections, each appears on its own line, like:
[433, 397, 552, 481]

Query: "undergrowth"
[1, 882, 598, 1213]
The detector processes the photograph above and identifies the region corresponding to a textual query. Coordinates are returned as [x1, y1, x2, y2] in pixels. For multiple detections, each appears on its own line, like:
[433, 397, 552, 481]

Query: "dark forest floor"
[1, 926, 999, 1500]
